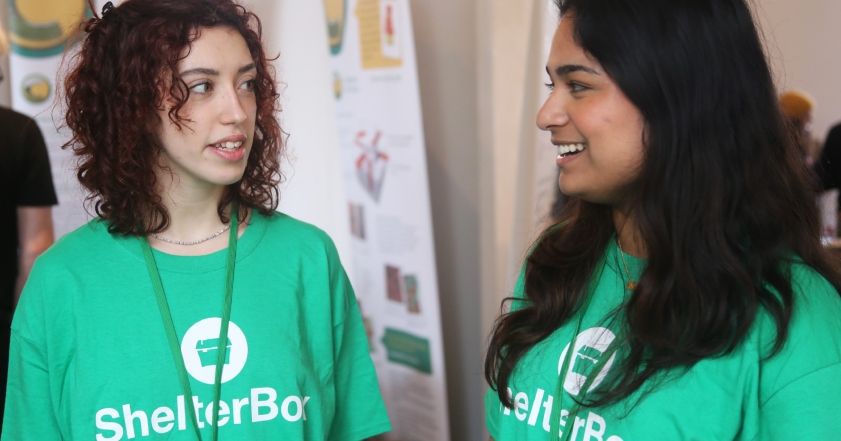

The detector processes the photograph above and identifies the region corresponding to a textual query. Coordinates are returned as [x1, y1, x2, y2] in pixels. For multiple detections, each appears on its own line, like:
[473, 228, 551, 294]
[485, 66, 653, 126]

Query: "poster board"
[324, 1, 451, 439]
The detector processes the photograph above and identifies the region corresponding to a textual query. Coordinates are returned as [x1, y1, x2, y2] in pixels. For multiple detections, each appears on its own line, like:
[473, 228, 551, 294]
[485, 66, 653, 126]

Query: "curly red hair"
[63, 0, 283, 235]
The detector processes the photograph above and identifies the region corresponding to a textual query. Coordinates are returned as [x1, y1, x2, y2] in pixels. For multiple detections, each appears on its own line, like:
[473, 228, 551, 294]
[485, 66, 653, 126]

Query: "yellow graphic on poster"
[355, 0, 402, 69]
[324, 0, 347, 55]
[21, 74, 51, 104]
[8, 0, 89, 57]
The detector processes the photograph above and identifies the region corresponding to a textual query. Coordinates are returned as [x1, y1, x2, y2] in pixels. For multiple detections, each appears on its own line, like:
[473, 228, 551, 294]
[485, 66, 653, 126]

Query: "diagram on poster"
[354, 130, 389, 202]
[325, 0, 347, 54]
[355, 0, 403, 69]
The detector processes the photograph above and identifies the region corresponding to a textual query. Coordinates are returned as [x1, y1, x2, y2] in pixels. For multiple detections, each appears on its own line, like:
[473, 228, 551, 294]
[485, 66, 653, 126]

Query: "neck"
[613, 206, 645, 258]
[148, 170, 237, 255]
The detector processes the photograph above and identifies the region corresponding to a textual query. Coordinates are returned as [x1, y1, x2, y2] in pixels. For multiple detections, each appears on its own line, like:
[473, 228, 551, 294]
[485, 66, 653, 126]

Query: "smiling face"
[155, 26, 257, 192]
[537, 14, 646, 207]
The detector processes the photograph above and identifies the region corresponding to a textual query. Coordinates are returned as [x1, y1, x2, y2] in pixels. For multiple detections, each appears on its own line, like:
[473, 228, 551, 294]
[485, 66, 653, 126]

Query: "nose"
[220, 88, 248, 125]
[536, 92, 569, 131]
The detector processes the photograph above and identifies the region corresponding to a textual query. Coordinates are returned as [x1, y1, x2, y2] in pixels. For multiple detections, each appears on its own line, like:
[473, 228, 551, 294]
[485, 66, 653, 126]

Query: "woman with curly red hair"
[2, 1, 390, 440]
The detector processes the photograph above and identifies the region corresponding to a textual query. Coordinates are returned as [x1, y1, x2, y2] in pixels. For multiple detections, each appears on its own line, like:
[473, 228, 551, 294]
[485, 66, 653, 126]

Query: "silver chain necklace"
[148, 224, 231, 245]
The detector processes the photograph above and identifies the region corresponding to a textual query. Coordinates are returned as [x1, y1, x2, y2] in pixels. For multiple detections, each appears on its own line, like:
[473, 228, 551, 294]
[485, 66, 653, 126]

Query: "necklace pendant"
[625, 281, 637, 290]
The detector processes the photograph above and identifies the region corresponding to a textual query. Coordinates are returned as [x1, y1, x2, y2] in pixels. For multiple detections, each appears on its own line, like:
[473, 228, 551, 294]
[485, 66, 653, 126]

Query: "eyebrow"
[180, 63, 257, 77]
[547, 64, 600, 77]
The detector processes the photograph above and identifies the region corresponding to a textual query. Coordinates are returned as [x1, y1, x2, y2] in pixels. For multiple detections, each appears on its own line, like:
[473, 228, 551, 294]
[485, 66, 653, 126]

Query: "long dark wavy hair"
[486, 0, 841, 408]
[63, 0, 283, 235]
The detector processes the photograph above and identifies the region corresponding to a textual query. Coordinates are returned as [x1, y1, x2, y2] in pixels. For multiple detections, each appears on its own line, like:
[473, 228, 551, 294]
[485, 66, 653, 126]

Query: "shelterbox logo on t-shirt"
[501, 327, 626, 440]
[558, 327, 617, 395]
[95, 318, 312, 441]
[181, 317, 249, 383]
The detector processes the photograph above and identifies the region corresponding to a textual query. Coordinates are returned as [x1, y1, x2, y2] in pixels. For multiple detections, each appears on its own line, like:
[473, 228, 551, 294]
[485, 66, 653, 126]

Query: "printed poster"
[324, 0, 451, 439]
[7, 0, 94, 237]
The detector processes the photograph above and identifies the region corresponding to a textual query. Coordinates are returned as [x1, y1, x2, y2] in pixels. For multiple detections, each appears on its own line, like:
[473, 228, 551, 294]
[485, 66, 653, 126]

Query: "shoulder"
[0, 108, 43, 143]
[34, 218, 118, 268]
[255, 210, 341, 260]
[756, 262, 841, 402]
[0, 107, 34, 128]
[787, 261, 841, 332]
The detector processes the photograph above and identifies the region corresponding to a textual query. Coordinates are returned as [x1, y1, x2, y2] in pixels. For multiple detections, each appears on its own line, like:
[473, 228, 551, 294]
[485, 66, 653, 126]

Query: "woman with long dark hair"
[485, 0, 841, 439]
[2, 0, 390, 439]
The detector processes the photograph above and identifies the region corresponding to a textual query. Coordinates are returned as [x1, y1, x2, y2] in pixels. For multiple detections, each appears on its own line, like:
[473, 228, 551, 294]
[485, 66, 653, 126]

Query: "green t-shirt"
[2, 211, 391, 441]
[486, 240, 841, 441]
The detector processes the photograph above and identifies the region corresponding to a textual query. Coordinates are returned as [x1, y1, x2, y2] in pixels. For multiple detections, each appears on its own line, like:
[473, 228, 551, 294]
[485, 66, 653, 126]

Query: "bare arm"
[14, 207, 54, 308]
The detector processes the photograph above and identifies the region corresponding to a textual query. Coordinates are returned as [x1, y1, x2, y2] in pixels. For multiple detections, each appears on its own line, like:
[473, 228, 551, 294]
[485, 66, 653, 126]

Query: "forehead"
[547, 15, 601, 72]
[180, 26, 253, 68]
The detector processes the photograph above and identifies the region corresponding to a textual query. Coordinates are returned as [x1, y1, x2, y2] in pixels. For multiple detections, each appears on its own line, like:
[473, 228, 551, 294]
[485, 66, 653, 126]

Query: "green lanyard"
[549, 255, 622, 441]
[139, 202, 238, 441]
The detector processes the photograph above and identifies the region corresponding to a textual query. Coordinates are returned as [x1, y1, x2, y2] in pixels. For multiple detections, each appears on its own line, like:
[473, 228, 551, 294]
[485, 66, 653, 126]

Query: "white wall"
[245, 0, 352, 269]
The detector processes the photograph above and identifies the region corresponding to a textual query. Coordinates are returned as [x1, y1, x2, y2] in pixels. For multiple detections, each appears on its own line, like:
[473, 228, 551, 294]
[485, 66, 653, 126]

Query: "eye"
[544, 82, 555, 91]
[239, 79, 256, 92]
[189, 81, 212, 94]
[568, 82, 588, 93]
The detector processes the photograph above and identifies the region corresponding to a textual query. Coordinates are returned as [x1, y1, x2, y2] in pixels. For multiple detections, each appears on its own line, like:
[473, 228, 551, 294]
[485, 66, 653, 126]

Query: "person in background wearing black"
[815, 122, 841, 206]
[0, 25, 57, 434]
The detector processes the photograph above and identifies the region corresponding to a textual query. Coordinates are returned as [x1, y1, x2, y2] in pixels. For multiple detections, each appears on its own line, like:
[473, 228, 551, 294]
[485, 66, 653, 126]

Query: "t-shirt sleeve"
[1, 273, 63, 440]
[754, 363, 841, 440]
[753, 265, 841, 440]
[325, 241, 391, 441]
[15, 121, 57, 207]
[484, 386, 502, 440]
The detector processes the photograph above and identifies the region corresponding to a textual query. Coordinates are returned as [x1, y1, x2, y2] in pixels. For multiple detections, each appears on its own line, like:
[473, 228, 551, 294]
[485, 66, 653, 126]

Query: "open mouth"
[211, 141, 243, 152]
[557, 143, 586, 158]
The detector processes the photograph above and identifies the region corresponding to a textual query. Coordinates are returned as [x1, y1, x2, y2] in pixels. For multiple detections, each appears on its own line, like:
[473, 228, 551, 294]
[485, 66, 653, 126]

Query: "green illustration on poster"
[7, 0, 91, 58]
[324, 0, 347, 55]
[381, 328, 432, 374]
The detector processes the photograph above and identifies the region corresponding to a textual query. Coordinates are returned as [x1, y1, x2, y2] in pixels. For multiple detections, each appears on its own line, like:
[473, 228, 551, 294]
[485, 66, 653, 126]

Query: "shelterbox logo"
[558, 327, 617, 395]
[181, 318, 249, 384]
[94, 318, 311, 440]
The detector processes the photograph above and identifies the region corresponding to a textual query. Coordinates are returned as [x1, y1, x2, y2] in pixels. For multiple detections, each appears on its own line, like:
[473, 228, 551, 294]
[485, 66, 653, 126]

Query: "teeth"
[214, 141, 243, 151]
[557, 143, 585, 156]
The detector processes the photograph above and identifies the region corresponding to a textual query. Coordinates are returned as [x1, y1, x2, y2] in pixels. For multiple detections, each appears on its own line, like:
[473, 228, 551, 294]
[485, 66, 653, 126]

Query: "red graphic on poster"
[385, 5, 394, 45]
[355, 130, 389, 202]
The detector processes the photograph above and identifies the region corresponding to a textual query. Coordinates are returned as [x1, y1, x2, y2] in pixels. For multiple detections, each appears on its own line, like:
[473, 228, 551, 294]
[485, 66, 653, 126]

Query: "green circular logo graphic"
[21, 74, 52, 104]
[9, 0, 90, 58]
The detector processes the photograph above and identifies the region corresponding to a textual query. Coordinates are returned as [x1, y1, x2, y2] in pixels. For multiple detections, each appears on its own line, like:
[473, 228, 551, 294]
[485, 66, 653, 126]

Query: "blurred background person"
[779, 89, 820, 168]
[0, 23, 57, 434]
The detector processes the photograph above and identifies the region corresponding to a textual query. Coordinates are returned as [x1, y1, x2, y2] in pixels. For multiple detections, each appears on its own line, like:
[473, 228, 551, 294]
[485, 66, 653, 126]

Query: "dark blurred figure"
[816, 122, 841, 194]
[0, 27, 57, 433]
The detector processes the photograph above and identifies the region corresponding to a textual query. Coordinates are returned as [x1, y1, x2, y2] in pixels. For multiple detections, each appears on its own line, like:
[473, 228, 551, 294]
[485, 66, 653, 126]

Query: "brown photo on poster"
[385, 264, 403, 302]
[348, 203, 366, 239]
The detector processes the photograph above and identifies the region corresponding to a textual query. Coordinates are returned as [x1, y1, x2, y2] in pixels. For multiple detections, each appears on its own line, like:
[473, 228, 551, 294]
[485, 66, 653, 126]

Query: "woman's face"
[155, 26, 257, 190]
[537, 14, 645, 206]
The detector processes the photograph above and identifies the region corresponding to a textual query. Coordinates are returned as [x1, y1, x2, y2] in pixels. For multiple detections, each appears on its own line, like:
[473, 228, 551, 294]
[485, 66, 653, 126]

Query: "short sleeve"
[325, 242, 391, 441]
[754, 363, 841, 440]
[2, 271, 63, 440]
[16, 120, 57, 207]
[484, 387, 502, 440]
